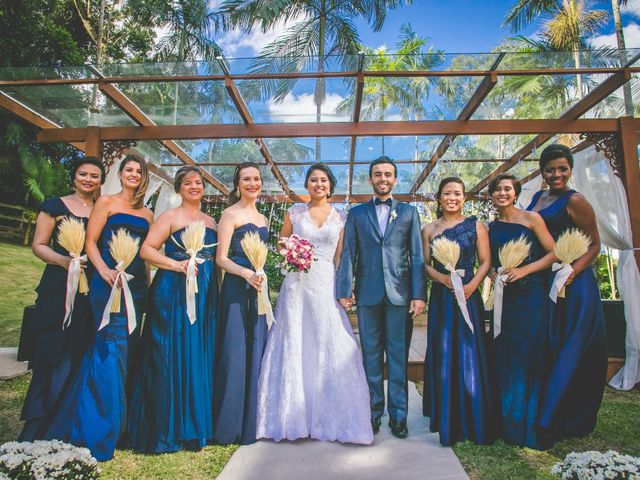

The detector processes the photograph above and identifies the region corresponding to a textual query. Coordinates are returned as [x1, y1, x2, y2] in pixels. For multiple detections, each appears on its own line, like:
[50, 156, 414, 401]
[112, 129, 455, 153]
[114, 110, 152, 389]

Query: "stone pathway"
[0, 347, 28, 380]
[217, 382, 469, 480]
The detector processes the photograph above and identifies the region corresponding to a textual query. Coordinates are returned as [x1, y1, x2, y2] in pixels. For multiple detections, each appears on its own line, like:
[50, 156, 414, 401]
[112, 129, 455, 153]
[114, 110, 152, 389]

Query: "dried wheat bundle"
[551, 228, 591, 300]
[431, 237, 461, 271]
[240, 230, 275, 329]
[108, 228, 139, 313]
[57, 217, 89, 294]
[482, 277, 494, 311]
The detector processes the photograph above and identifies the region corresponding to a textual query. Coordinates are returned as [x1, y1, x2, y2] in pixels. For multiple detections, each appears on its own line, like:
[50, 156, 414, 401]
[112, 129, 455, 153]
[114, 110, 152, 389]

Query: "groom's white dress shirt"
[375, 198, 392, 235]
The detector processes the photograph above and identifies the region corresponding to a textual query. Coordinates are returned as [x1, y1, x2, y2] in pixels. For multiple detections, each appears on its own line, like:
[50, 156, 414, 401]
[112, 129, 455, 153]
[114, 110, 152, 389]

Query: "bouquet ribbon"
[99, 261, 137, 334]
[185, 249, 205, 325]
[550, 262, 573, 302]
[255, 268, 276, 329]
[62, 253, 87, 329]
[444, 263, 474, 334]
[493, 267, 508, 339]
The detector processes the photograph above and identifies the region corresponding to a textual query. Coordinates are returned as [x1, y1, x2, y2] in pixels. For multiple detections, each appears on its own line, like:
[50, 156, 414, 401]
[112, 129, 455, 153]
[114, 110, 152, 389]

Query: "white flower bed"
[551, 450, 640, 480]
[0, 440, 99, 479]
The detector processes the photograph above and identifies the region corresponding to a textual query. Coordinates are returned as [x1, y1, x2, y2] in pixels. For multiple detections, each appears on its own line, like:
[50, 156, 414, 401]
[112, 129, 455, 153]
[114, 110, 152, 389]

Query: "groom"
[337, 156, 426, 439]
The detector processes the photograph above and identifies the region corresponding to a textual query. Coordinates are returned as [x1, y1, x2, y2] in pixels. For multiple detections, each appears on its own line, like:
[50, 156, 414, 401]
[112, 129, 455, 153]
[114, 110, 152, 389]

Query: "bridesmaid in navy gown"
[19, 158, 104, 440]
[422, 177, 493, 446]
[213, 162, 269, 445]
[527, 144, 606, 441]
[127, 166, 218, 453]
[488, 173, 557, 449]
[42, 155, 152, 461]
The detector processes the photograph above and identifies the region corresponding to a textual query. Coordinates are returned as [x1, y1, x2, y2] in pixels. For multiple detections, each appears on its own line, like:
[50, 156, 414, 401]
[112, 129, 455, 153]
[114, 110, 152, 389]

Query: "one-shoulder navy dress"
[212, 223, 269, 445]
[42, 213, 149, 461]
[527, 190, 606, 440]
[488, 220, 550, 449]
[19, 198, 94, 441]
[423, 217, 493, 446]
[127, 227, 218, 453]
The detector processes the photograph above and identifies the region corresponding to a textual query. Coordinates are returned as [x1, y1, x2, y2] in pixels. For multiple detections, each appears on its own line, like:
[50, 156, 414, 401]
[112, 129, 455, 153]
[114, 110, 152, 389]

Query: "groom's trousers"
[357, 298, 413, 423]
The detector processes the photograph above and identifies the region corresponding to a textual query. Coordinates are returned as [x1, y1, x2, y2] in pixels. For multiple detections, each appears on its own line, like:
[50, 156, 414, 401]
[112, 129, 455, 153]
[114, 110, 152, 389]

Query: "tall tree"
[217, 0, 411, 161]
[611, 0, 633, 114]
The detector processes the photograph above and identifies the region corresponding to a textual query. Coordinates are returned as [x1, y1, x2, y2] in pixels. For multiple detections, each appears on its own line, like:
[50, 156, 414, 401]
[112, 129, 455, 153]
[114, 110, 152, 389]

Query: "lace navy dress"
[42, 213, 149, 461]
[127, 227, 218, 453]
[488, 220, 550, 449]
[527, 190, 606, 440]
[423, 217, 493, 446]
[19, 198, 94, 441]
[212, 223, 269, 445]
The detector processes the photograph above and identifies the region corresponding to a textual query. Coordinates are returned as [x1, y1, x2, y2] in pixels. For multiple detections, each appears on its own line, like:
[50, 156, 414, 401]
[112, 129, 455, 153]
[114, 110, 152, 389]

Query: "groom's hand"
[338, 297, 355, 310]
[409, 299, 426, 319]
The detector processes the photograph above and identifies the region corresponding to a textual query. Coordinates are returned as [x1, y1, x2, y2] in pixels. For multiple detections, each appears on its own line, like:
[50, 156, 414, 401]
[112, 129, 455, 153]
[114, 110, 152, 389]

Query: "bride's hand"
[338, 297, 355, 310]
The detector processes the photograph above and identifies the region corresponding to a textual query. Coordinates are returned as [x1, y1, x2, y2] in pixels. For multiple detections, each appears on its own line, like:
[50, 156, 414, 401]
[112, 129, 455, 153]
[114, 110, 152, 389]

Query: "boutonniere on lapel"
[389, 210, 398, 223]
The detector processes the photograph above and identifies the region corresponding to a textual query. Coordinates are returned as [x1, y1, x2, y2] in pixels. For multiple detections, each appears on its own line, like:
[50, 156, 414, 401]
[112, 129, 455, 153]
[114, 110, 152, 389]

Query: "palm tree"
[611, 0, 633, 114]
[216, 0, 411, 161]
[504, 0, 608, 96]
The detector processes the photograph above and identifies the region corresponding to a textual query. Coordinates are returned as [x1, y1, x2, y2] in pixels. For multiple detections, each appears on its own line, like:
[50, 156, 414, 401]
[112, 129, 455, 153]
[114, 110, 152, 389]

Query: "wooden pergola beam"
[470, 58, 639, 194]
[36, 118, 625, 143]
[410, 53, 504, 193]
[97, 81, 229, 195]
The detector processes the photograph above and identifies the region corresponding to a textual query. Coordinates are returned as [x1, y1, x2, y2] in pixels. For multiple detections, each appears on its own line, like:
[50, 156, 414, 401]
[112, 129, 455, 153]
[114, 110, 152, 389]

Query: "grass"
[0, 242, 41, 346]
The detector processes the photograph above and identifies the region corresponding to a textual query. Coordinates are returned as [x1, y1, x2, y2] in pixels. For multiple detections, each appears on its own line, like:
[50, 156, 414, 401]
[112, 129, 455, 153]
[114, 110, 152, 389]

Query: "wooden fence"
[0, 202, 35, 244]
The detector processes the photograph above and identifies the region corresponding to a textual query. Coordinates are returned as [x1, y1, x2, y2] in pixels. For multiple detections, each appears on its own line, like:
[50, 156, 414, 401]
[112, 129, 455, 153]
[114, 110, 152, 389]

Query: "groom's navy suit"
[337, 198, 425, 423]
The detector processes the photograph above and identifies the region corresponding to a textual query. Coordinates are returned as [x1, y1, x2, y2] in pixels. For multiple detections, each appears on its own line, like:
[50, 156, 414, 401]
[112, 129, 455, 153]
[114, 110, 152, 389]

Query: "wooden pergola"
[1, 51, 639, 269]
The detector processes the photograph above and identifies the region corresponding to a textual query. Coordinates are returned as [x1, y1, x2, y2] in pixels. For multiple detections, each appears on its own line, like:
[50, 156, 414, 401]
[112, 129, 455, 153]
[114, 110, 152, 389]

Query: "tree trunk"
[606, 247, 619, 299]
[314, 3, 326, 162]
[89, 0, 106, 126]
[612, 0, 634, 115]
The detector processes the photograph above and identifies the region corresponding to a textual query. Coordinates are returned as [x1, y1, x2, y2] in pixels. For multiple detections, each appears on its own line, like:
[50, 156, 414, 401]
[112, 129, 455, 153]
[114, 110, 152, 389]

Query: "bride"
[256, 163, 373, 444]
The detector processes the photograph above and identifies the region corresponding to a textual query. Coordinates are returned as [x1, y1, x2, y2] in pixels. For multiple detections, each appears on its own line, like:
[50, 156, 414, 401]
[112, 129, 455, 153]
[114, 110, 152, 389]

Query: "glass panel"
[351, 162, 421, 194]
[203, 165, 282, 194]
[419, 161, 505, 195]
[175, 139, 265, 164]
[0, 65, 95, 81]
[264, 137, 350, 163]
[354, 136, 444, 162]
[97, 61, 225, 78]
[0, 85, 136, 128]
[441, 135, 537, 161]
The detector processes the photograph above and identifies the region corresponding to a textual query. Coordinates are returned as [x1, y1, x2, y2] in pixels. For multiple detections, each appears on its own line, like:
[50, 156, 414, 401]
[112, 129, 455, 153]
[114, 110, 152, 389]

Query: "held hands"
[98, 267, 119, 288]
[565, 270, 576, 286]
[338, 296, 356, 310]
[61, 256, 87, 271]
[242, 269, 264, 291]
[409, 299, 426, 319]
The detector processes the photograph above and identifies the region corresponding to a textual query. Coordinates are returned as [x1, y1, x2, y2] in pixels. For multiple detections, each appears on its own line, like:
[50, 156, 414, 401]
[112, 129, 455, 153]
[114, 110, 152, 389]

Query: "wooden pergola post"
[84, 127, 102, 159]
[619, 116, 640, 271]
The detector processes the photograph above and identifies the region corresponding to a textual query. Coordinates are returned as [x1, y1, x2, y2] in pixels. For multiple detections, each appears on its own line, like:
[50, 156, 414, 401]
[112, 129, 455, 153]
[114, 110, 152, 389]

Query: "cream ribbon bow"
[62, 253, 87, 329]
[185, 248, 206, 324]
[99, 261, 137, 334]
[550, 262, 573, 302]
[492, 267, 508, 339]
[255, 267, 276, 329]
[444, 263, 474, 334]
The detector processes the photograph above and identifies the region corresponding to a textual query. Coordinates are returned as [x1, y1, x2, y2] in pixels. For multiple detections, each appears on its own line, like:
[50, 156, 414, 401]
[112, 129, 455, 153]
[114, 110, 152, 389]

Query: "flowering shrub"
[278, 235, 317, 273]
[0, 440, 99, 479]
[551, 450, 640, 480]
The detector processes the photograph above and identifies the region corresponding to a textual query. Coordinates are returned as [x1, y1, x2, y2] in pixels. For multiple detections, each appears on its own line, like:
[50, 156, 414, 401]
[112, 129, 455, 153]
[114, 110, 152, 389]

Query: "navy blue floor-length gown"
[127, 227, 217, 453]
[488, 220, 550, 449]
[19, 197, 94, 441]
[212, 223, 268, 445]
[42, 213, 149, 461]
[423, 217, 493, 446]
[527, 190, 606, 440]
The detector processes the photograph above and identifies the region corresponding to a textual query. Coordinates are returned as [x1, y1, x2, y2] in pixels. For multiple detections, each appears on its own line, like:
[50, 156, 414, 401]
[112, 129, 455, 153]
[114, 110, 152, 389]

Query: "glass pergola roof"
[1, 49, 639, 202]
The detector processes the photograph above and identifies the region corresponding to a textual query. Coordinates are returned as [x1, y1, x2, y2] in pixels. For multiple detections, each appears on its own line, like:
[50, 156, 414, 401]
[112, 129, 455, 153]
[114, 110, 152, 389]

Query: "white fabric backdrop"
[517, 176, 544, 209]
[153, 182, 182, 219]
[100, 155, 166, 205]
[573, 146, 640, 390]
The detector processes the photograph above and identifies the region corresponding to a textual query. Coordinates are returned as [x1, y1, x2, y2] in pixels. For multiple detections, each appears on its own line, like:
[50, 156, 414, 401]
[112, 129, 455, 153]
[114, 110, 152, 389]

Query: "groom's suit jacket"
[336, 199, 426, 306]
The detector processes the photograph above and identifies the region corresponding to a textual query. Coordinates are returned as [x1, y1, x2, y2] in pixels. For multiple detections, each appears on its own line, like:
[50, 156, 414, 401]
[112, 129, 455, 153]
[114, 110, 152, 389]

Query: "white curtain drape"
[101, 157, 124, 196]
[144, 173, 164, 206]
[572, 146, 640, 390]
[153, 182, 182, 219]
[517, 175, 544, 209]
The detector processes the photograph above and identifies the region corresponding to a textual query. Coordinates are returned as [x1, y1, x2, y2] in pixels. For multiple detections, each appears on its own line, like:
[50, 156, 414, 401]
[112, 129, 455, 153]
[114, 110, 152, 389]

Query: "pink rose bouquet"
[278, 234, 317, 273]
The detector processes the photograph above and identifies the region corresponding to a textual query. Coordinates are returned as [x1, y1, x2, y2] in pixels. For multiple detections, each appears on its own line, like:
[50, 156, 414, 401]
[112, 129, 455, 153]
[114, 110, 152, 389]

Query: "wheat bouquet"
[240, 231, 275, 329]
[550, 228, 590, 302]
[432, 237, 474, 333]
[56, 217, 89, 329]
[99, 228, 140, 334]
[493, 235, 531, 338]
[172, 221, 216, 324]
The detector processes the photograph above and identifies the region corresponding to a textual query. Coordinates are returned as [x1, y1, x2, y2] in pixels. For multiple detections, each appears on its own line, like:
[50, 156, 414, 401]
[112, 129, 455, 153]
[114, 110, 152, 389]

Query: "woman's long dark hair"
[435, 177, 465, 218]
[228, 162, 262, 206]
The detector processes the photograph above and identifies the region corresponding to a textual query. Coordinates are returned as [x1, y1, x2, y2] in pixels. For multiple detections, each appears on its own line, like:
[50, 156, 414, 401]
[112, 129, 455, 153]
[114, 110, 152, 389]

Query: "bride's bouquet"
[278, 234, 317, 274]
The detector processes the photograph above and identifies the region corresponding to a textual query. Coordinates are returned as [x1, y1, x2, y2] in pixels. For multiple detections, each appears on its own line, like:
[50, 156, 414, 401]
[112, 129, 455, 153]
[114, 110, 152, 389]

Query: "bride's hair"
[304, 163, 337, 198]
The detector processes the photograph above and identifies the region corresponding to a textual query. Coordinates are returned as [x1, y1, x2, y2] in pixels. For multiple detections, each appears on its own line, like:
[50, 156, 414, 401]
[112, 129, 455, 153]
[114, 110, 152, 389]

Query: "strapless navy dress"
[212, 223, 268, 445]
[127, 227, 218, 453]
[42, 213, 149, 461]
[527, 190, 606, 441]
[488, 220, 550, 449]
[423, 217, 493, 445]
[19, 198, 94, 441]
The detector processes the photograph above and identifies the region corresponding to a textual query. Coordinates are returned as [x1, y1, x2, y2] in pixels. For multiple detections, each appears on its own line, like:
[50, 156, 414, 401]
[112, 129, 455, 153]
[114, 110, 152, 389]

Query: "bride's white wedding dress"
[256, 204, 373, 444]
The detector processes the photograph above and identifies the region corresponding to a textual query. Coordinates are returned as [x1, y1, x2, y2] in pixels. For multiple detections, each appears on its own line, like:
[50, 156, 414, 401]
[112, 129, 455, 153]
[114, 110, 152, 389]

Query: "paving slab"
[217, 382, 469, 480]
[0, 347, 28, 380]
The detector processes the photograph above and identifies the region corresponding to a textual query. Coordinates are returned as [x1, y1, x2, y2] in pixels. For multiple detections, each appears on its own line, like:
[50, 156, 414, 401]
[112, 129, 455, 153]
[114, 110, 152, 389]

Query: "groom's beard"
[372, 182, 395, 197]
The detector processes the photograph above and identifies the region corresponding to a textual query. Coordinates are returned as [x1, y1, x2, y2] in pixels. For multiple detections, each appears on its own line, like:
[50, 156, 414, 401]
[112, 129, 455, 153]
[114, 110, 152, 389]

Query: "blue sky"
[216, 0, 640, 57]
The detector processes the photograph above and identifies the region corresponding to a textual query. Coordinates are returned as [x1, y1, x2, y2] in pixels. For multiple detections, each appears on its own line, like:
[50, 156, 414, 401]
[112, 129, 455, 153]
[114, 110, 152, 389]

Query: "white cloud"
[622, 2, 640, 18]
[216, 15, 306, 56]
[589, 22, 640, 49]
[267, 92, 350, 123]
